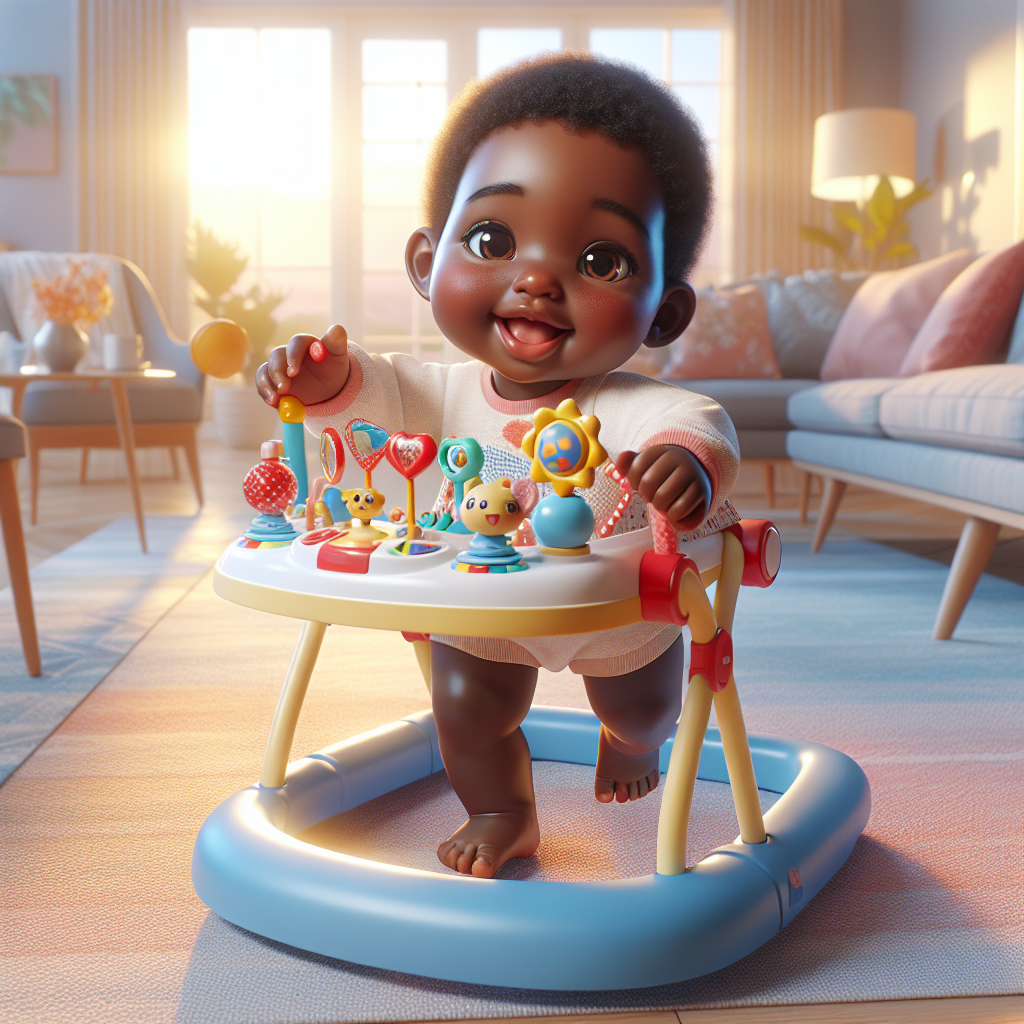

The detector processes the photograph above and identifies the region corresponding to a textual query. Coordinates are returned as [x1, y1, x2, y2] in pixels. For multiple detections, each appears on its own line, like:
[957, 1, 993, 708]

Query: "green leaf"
[895, 179, 932, 215]
[831, 204, 864, 235]
[867, 175, 896, 230]
[883, 241, 917, 262]
[799, 225, 848, 255]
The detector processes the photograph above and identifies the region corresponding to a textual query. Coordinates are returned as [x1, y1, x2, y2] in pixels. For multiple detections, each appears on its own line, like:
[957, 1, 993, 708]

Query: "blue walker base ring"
[192, 706, 870, 991]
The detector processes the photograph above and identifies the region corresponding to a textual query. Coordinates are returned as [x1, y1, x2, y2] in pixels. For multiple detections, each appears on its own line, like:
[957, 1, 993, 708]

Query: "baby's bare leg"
[583, 635, 685, 803]
[429, 641, 540, 878]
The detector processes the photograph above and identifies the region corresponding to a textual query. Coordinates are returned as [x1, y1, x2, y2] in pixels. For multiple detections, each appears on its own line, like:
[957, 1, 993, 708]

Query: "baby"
[257, 53, 739, 878]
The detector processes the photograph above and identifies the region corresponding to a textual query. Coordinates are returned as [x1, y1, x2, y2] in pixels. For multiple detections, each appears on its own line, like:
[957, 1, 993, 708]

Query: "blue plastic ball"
[530, 493, 594, 549]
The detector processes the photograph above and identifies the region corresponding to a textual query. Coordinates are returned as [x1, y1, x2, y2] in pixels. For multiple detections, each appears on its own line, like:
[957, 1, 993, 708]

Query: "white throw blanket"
[0, 251, 138, 368]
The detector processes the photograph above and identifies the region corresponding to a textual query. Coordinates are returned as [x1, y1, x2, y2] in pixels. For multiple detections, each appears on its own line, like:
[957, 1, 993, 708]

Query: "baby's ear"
[644, 283, 696, 349]
[405, 227, 436, 301]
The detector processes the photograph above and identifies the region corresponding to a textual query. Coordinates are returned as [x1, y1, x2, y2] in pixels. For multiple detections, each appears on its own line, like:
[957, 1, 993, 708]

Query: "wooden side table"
[0, 367, 177, 553]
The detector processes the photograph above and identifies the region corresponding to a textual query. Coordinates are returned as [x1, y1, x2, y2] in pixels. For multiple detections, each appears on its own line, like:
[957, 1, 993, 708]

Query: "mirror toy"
[191, 321, 870, 990]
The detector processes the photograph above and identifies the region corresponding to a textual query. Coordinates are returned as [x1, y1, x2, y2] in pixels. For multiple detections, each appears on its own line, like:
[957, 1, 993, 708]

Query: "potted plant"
[801, 175, 932, 271]
[186, 223, 288, 449]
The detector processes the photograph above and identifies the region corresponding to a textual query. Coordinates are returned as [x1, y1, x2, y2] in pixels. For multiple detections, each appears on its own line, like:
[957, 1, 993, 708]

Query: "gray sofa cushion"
[878, 365, 1024, 458]
[750, 269, 868, 378]
[21, 379, 202, 425]
[787, 378, 900, 437]
[0, 414, 26, 460]
[668, 377, 818, 431]
[787, 430, 1024, 515]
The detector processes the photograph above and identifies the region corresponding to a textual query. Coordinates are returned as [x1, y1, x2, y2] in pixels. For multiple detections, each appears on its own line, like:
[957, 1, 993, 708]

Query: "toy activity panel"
[192, 323, 869, 990]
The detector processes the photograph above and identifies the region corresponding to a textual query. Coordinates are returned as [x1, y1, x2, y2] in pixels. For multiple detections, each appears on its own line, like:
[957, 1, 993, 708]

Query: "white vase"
[33, 320, 88, 372]
[213, 383, 281, 450]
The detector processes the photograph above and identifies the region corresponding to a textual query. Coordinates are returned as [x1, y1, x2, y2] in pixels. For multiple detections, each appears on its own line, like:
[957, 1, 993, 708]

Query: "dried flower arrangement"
[32, 261, 114, 326]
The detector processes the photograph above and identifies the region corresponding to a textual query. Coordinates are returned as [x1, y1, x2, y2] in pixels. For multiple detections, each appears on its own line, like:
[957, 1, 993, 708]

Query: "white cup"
[103, 333, 143, 371]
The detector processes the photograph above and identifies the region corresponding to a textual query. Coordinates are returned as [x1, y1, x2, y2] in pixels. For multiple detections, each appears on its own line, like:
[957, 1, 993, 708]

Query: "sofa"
[650, 250, 1024, 641]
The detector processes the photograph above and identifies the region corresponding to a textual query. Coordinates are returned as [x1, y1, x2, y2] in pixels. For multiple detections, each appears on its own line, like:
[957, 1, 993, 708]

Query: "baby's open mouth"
[496, 316, 570, 362]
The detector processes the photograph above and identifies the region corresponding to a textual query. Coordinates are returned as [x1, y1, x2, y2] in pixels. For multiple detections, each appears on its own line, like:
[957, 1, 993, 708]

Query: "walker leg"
[713, 681, 767, 844]
[411, 638, 431, 694]
[260, 620, 327, 788]
[712, 530, 767, 844]
[656, 676, 714, 876]
[656, 566, 719, 875]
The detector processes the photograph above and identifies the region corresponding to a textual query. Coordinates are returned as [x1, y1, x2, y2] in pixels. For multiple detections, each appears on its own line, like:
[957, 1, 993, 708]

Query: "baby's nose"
[512, 262, 563, 302]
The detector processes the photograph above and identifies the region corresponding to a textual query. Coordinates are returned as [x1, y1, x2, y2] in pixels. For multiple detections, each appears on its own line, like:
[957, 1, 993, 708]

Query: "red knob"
[726, 519, 781, 588]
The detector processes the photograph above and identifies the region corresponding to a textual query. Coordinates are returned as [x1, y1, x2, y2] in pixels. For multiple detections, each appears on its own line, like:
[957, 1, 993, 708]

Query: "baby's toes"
[594, 776, 616, 803]
[470, 846, 497, 878]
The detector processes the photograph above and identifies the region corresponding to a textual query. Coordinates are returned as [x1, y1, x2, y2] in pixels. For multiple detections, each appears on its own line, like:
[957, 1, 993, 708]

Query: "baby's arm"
[255, 324, 350, 408]
[615, 445, 711, 532]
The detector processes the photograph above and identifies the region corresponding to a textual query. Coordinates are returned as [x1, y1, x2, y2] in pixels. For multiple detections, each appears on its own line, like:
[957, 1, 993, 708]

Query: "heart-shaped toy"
[344, 419, 390, 472]
[386, 432, 438, 480]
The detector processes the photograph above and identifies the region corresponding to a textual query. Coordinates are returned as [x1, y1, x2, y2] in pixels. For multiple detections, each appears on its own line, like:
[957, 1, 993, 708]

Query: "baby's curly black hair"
[422, 51, 713, 283]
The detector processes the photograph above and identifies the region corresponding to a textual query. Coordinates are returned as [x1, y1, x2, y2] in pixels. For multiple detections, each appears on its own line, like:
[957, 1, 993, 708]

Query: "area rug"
[1, 539, 1021, 1023]
[0, 512, 248, 784]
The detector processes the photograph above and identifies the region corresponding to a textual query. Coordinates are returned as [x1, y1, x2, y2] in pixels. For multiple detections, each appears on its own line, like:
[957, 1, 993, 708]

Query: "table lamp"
[811, 108, 916, 206]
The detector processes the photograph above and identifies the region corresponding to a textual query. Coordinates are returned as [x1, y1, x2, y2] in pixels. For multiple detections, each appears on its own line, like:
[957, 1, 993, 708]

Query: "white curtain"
[78, 0, 188, 335]
[732, 0, 843, 279]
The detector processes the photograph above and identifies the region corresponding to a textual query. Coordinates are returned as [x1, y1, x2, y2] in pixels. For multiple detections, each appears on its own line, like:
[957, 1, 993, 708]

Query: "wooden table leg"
[0, 458, 41, 676]
[9, 380, 28, 421]
[261, 620, 328, 788]
[108, 378, 147, 553]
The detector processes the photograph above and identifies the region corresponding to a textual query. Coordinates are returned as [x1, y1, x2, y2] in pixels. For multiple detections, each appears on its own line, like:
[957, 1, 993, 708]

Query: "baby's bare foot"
[595, 726, 660, 803]
[437, 811, 540, 878]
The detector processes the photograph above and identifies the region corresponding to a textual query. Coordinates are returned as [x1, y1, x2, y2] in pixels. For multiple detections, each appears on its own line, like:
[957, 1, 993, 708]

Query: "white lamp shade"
[811, 108, 917, 202]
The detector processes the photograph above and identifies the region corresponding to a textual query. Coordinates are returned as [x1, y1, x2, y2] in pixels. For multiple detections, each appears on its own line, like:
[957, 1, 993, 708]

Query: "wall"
[0, 0, 78, 252]
[842, 0, 901, 108]
[901, 0, 1019, 258]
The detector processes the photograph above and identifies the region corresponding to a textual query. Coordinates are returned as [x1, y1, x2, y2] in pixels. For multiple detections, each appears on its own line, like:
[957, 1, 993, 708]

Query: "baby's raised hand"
[255, 324, 350, 408]
[615, 445, 712, 531]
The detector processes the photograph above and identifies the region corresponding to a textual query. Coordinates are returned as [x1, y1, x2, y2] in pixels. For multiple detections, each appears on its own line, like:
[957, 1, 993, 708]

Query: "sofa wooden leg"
[79, 448, 89, 484]
[761, 464, 775, 508]
[811, 477, 846, 553]
[932, 516, 1001, 640]
[169, 446, 180, 480]
[798, 471, 812, 524]
[0, 459, 41, 676]
[182, 431, 204, 508]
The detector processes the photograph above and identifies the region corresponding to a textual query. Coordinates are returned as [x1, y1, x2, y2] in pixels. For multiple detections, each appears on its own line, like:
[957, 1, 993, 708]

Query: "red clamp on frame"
[638, 551, 700, 625]
[689, 627, 733, 691]
[726, 519, 782, 588]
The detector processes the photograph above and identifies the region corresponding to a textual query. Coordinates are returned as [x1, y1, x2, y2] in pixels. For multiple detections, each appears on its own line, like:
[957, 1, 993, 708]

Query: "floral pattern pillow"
[661, 284, 782, 381]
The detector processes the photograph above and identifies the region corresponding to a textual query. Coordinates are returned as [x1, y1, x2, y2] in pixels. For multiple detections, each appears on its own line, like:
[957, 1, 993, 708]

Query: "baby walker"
[189, 322, 870, 991]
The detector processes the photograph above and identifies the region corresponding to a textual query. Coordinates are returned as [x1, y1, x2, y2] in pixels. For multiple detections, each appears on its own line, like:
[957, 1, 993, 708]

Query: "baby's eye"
[466, 497, 475, 509]
[463, 221, 515, 261]
[479, 499, 488, 509]
[505, 501, 518, 514]
[352, 493, 361, 503]
[579, 243, 634, 282]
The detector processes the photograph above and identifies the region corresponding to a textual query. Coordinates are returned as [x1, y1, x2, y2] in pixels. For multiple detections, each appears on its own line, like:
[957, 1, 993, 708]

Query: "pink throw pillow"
[898, 239, 1024, 376]
[661, 284, 782, 380]
[820, 249, 976, 380]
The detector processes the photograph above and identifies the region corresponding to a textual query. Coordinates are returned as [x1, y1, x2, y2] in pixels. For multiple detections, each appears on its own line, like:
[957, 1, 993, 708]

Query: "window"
[187, 11, 727, 357]
[361, 39, 448, 357]
[589, 27, 723, 286]
[188, 27, 332, 357]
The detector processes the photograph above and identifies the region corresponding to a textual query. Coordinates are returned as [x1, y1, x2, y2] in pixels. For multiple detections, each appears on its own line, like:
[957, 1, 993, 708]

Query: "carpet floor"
[0, 513, 249, 784]
[1, 539, 1021, 1022]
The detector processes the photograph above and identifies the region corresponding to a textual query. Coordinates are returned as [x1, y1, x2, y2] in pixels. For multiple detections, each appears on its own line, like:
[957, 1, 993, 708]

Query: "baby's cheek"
[430, 262, 499, 336]
[574, 287, 654, 345]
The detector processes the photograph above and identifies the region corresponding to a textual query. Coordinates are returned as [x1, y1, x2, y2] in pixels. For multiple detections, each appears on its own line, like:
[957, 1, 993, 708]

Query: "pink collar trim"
[479, 365, 582, 414]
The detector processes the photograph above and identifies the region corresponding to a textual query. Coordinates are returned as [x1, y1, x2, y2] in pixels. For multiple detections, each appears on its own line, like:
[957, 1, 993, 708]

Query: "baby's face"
[423, 120, 670, 386]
